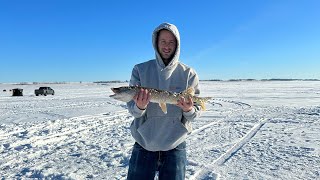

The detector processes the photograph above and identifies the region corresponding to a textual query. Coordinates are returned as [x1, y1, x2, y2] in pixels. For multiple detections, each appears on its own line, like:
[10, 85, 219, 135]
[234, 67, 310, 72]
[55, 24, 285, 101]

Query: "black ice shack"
[12, 88, 23, 96]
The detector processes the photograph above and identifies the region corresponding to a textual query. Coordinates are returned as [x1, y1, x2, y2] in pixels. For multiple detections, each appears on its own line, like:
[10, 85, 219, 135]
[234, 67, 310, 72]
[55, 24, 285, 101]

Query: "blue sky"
[1, 0, 319, 83]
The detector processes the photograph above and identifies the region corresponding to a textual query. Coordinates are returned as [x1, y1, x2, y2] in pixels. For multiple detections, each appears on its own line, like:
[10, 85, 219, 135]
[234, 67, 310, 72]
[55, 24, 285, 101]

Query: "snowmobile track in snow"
[189, 118, 269, 180]
[0, 110, 132, 170]
[211, 98, 252, 108]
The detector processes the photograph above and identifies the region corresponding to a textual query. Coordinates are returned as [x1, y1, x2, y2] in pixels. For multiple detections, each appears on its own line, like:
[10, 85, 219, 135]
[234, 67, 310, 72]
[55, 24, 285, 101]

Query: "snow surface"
[0, 81, 319, 179]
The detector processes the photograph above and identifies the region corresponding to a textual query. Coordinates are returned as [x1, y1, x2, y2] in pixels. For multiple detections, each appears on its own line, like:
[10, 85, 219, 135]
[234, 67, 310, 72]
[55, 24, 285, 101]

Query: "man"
[127, 22, 201, 180]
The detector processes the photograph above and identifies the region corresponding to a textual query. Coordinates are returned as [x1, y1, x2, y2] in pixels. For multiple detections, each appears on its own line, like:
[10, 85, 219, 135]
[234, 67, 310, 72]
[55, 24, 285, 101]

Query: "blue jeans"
[127, 142, 187, 180]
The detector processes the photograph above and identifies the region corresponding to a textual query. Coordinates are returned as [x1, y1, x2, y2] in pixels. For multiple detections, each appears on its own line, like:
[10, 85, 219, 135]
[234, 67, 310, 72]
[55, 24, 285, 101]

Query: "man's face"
[157, 30, 177, 62]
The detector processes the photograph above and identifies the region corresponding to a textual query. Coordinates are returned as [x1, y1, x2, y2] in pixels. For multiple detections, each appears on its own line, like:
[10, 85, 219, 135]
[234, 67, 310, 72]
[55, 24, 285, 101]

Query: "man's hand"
[177, 96, 194, 112]
[133, 88, 151, 110]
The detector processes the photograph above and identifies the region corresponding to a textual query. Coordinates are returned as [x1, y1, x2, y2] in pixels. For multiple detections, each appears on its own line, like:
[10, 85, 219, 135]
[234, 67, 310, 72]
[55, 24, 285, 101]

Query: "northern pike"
[109, 86, 211, 114]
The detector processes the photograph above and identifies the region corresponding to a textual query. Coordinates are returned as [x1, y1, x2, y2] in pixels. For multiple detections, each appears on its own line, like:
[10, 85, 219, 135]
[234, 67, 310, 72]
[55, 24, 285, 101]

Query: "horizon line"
[1, 78, 320, 84]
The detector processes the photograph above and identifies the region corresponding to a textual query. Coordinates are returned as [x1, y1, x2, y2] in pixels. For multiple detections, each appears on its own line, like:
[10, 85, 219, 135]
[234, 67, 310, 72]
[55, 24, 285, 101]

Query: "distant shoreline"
[200, 78, 320, 82]
[1, 79, 319, 85]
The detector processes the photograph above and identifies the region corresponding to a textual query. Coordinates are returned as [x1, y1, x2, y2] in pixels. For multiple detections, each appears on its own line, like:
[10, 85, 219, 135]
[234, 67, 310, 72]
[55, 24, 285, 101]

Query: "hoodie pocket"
[137, 116, 189, 150]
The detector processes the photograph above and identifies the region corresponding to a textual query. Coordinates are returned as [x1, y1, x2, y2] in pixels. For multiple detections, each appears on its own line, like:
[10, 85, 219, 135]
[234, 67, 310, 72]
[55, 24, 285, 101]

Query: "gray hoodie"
[127, 22, 201, 151]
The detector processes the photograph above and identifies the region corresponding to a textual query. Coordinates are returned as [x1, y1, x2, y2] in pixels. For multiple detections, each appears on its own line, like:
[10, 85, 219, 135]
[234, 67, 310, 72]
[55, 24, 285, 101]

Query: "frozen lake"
[0, 81, 319, 179]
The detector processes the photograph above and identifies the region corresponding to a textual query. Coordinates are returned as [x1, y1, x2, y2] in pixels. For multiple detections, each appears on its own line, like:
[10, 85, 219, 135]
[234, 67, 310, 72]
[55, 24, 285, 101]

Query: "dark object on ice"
[3, 89, 6, 92]
[12, 88, 23, 96]
[35, 87, 55, 96]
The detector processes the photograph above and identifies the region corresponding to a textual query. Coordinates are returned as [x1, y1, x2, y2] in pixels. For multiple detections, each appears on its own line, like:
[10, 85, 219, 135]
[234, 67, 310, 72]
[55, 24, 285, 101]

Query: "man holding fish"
[110, 22, 209, 180]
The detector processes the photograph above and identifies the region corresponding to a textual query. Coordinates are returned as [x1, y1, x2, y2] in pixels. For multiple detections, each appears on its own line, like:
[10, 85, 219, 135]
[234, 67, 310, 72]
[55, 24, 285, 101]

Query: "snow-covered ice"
[0, 81, 319, 179]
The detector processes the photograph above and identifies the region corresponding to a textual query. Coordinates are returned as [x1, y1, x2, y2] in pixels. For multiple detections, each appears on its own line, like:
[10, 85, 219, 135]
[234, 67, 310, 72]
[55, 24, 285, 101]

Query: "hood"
[152, 22, 180, 69]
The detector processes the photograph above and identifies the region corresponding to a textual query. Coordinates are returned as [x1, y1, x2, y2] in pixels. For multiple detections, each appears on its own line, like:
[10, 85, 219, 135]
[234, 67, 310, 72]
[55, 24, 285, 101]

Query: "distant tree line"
[200, 79, 320, 82]
[4, 79, 319, 85]
[94, 80, 127, 83]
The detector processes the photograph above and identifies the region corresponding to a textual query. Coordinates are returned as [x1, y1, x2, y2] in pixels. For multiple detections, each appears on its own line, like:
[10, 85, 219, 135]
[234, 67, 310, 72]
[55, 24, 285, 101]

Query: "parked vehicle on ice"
[35, 87, 55, 96]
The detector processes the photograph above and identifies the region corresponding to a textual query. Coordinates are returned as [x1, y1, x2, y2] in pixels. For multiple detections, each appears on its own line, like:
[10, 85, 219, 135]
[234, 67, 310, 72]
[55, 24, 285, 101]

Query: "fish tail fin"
[200, 101, 206, 111]
[199, 97, 212, 111]
[185, 87, 195, 96]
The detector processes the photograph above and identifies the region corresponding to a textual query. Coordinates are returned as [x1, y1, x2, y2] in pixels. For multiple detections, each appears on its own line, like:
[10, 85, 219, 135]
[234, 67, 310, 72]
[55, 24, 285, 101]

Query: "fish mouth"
[111, 87, 120, 93]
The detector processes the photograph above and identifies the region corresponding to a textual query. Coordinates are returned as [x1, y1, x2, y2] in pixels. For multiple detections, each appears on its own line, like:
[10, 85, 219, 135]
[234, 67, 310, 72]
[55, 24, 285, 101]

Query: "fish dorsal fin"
[185, 87, 195, 96]
[158, 102, 167, 114]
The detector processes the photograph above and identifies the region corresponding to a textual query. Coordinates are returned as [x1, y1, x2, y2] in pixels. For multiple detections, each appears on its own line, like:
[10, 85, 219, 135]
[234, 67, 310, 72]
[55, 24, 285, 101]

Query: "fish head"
[110, 86, 138, 102]
[111, 87, 123, 94]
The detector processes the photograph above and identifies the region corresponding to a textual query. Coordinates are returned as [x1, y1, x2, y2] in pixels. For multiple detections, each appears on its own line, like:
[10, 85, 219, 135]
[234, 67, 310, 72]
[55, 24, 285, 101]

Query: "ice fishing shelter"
[12, 88, 23, 96]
